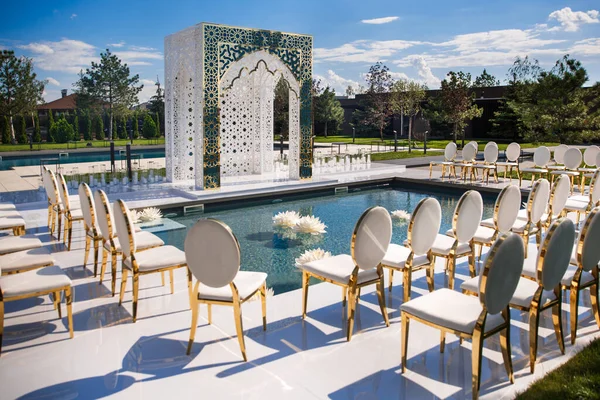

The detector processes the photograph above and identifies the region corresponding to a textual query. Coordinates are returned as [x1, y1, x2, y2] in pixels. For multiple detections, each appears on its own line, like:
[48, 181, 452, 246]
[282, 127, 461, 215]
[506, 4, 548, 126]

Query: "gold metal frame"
[514, 180, 544, 258]
[115, 200, 191, 322]
[79, 184, 103, 277]
[401, 234, 514, 400]
[301, 207, 390, 341]
[564, 170, 600, 224]
[45, 170, 63, 240]
[429, 146, 457, 180]
[57, 174, 84, 251]
[0, 283, 73, 356]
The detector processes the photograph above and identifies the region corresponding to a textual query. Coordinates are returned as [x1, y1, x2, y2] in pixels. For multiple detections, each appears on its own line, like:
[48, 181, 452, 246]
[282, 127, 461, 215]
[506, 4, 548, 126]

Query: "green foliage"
[33, 115, 41, 142]
[74, 49, 143, 140]
[391, 79, 427, 151]
[474, 69, 500, 87]
[93, 114, 104, 139]
[49, 118, 74, 143]
[117, 115, 127, 139]
[274, 79, 289, 139]
[132, 113, 139, 139]
[82, 111, 93, 141]
[1, 116, 10, 144]
[142, 114, 157, 139]
[147, 79, 164, 135]
[438, 71, 483, 144]
[152, 112, 160, 137]
[15, 115, 27, 144]
[314, 86, 344, 137]
[72, 116, 79, 139]
[357, 62, 395, 139]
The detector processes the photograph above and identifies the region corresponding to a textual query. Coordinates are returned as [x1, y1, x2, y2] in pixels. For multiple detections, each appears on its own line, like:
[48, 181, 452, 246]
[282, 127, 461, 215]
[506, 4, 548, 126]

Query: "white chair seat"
[105, 231, 164, 252]
[0, 247, 54, 274]
[561, 265, 594, 287]
[302, 254, 379, 285]
[550, 170, 579, 177]
[401, 288, 505, 334]
[462, 276, 555, 309]
[381, 244, 429, 270]
[473, 164, 496, 170]
[431, 234, 471, 255]
[0, 236, 42, 254]
[431, 161, 453, 166]
[510, 218, 531, 233]
[69, 208, 84, 219]
[568, 195, 588, 203]
[480, 217, 495, 229]
[123, 245, 186, 272]
[517, 209, 549, 223]
[564, 199, 589, 212]
[198, 271, 267, 302]
[0, 203, 16, 211]
[0, 266, 71, 298]
[496, 161, 518, 167]
[0, 216, 25, 230]
[578, 167, 596, 173]
[472, 226, 496, 243]
[521, 168, 548, 174]
[583, 173, 595, 179]
[0, 210, 21, 218]
[547, 165, 566, 171]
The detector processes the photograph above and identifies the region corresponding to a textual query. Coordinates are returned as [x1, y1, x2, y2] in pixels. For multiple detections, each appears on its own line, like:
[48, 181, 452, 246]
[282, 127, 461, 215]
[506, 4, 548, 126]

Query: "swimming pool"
[153, 186, 495, 294]
[0, 148, 165, 170]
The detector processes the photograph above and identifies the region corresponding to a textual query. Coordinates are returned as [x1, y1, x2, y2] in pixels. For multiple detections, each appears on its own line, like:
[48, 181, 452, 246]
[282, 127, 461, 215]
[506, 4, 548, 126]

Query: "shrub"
[49, 118, 75, 143]
[16, 115, 28, 144]
[94, 115, 103, 139]
[132, 114, 139, 139]
[1, 116, 10, 144]
[33, 115, 41, 142]
[143, 114, 157, 139]
[72, 116, 79, 140]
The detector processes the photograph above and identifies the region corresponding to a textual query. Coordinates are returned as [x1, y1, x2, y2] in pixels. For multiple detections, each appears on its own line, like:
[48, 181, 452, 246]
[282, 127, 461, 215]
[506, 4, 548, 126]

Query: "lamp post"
[352, 127, 355, 144]
[393, 130, 398, 152]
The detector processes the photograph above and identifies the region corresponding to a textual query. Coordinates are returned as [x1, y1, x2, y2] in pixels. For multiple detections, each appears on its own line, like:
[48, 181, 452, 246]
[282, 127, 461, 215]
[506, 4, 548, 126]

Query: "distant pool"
[0, 148, 164, 170]
[154, 187, 495, 294]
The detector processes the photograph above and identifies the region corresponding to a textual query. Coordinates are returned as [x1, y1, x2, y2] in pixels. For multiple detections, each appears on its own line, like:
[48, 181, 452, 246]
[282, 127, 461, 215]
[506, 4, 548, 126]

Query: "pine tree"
[47, 109, 55, 142]
[153, 112, 160, 138]
[16, 115, 27, 144]
[132, 113, 139, 139]
[83, 111, 93, 141]
[94, 114, 103, 139]
[33, 115, 41, 142]
[1, 116, 10, 144]
[73, 116, 79, 140]
[143, 114, 157, 139]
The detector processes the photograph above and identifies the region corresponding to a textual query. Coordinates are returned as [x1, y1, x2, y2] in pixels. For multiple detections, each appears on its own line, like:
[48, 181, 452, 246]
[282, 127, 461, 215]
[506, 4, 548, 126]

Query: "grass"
[516, 338, 600, 400]
[371, 150, 432, 161]
[0, 138, 165, 152]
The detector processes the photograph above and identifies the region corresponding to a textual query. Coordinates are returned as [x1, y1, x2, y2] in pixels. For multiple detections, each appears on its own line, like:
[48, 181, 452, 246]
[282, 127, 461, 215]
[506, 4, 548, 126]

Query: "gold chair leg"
[57, 213, 62, 241]
[67, 220, 73, 251]
[207, 304, 212, 324]
[232, 298, 247, 361]
[186, 287, 199, 355]
[472, 327, 484, 399]
[118, 267, 129, 306]
[169, 270, 175, 294]
[111, 253, 118, 296]
[93, 239, 99, 277]
[388, 268, 394, 292]
[500, 308, 514, 383]
[429, 163, 433, 179]
[65, 287, 74, 339]
[552, 291, 565, 355]
[529, 303, 540, 373]
[260, 283, 267, 331]
[570, 284, 580, 345]
[440, 331, 446, 353]
[0, 300, 4, 356]
[346, 285, 357, 341]
[448, 256, 456, 290]
[47, 205, 52, 229]
[342, 287, 347, 307]
[400, 312, 409, 373]
[425, 264, 435, 292]
[161, 271, 165, 286]
[403, 268, 412, 303]
[591, 278, 600, 328]
[468, 247, 476, 278]
[99, 249, 108, 285]
[376, 268, 390, 327]
[132, 272, 139, 322]
[54, 291, 62, 319]
[84, 235, 91, 269]
[301, 271, 309, 319]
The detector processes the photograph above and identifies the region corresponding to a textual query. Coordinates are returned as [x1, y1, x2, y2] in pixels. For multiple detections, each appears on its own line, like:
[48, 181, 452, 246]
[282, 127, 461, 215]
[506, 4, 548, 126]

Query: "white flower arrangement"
[391, 210, 411, 221]
[139, 207, 163, 222]
[249, 286, 275, 302]
[292, 216, 327, 235]
[130, 210, 142, 224]
[295, 248, 332, 267]
[273, 211, 301, 228]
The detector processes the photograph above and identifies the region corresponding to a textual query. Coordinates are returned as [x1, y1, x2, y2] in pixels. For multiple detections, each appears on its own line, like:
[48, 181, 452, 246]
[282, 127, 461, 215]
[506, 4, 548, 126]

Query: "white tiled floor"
[0, 206, 599, 399]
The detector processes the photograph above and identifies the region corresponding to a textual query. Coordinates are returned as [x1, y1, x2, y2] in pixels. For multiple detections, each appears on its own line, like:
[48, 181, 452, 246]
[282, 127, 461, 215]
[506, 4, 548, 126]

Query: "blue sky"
[1, 0, 599, 103]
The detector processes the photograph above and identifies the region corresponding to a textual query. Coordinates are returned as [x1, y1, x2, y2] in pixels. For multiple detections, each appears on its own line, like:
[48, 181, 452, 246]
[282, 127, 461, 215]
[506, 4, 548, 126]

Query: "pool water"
[154, 187, 495, 294]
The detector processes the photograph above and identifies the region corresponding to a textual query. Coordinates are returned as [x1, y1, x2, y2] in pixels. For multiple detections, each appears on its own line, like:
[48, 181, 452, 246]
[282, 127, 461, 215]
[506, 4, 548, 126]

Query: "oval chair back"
[453, 190, 483, 243]
[468, 141, 479, 150]
[563, 148, 582, 170]
[596, 152, 600, 168]
[495, 185, 521, 233]
[94, 189, 114, 242]
[408, 198, 442, 256]
[535, 218, 575, 289]
[78, 183, 97, 233]
[478, 233, 524, 314]
[44, 169, 61, 206]
[528, 179, 551, 224]
[575, 207, 600, 272]
[533, 147, 551, 168]
[483, 142, 498, 164]
[351, 206, 392, 271]
[462, 143, 477, 162]
[185, 219, 241, 288]
[590, 170, 600, 205]
[583, 146, 600, 167]
[550, 175, 570, 218]
[444, 142, 457, 161]
[57, 173, 72, 211]
[113, 199, 136, 259]
[505, 142, 521, 162]
[553, 144, 569, 165]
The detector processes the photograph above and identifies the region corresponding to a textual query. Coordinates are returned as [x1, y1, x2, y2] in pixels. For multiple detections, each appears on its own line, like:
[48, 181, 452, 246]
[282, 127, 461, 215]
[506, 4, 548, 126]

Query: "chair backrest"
[550, 175, 570, 217]
[563, 148, 582, 170]
[468, 141, 479, 150]
[505, 142, 521, 162]
[583, 145, 600, 167]
[185, 218, 241, 288]
[574, 207, 600, 272]
[535, 218, 575, 289]
[533, 147, 551, 167]
[351, 206, 392, 270]
[527, 179, 551, 224]
[494, 185, 521, 233]
[483, 142, 498, 163]
[596, 152, 600, 168]
[462, 143, 477, 162]
[444, 142, 457, 161]
[453, 190, 483, 242]
[44, 169, 61, 205]
[113, 199, 136, 258]
[590, 170, 600, 205]
[553, 144, 569, 165]
[408, 198, 442, 256]
[94, 189, 114, 241]
[478, 233, 524, 314]
[78, 183, 97, 231]
[57, 173, 72, 211]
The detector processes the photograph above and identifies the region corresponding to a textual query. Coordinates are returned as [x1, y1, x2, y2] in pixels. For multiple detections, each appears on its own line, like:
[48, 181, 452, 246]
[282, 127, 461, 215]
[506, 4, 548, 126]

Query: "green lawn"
[516, 338, 600, 399]
[0, 138, 165, 152]
[370, 150, 432, 161]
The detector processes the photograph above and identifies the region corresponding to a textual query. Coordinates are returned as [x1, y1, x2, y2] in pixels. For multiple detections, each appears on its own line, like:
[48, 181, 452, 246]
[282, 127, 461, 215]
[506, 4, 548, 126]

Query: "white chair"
[453, 142, 478, 181]
[0, 236, 43, 256]
[547, 144, 569, 171]
[472, 142, 499, 184]
[513, 179, 550, 257]
[382, 198, 441, 301]
[496, 142, 521, 181]
[0, 247, 54, 275]
[401, 233, 524, 400]
[114, 199, 190, 322]
[0, 265, 74, 356]
[299, 206, 392, 341]
[429, 142, 457, 180]
[184, 218, 267, 360]
[564, 169, 600, 223]
[78, 183, 103, 276]
[94, 190, 164, 296]
[550, 147, 582, 193]
[0, 215, 25, 237]
[432, 190, 482, 290]
[57, 173, 84, 250]
[462, 218, 575, 373]
[561, 206, 600, 344]
[542, 175, 570, 229]
[520, 146, 551, 187]
[579, 149, 600, 194]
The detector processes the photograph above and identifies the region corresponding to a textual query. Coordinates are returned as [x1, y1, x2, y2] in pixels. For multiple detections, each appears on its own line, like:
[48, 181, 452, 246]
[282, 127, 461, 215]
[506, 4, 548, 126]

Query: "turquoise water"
[0, 148, 164, 170]
[154, 187, 495, 294]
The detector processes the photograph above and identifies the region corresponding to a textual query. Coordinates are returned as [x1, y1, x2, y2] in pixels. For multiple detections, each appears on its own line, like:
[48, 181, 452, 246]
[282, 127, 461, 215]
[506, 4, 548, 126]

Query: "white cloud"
[314, 39, 422, 63]
[137, 79, 159, 104]
[361, 16, 399, 25]
[114, 50, 163, 66]
[46, 77, 60, 86]
[108, 41, 126, 48]
[314, 70, 361, 94]
[129, 46, 157, 51]
[70, 13, 77, 19]
[411, 57, 440, 89]
[569, 38, 600, 55]
[548, 7, 599, 32]
[434, 29, 566, 53]
[18, 39, 97, 74]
